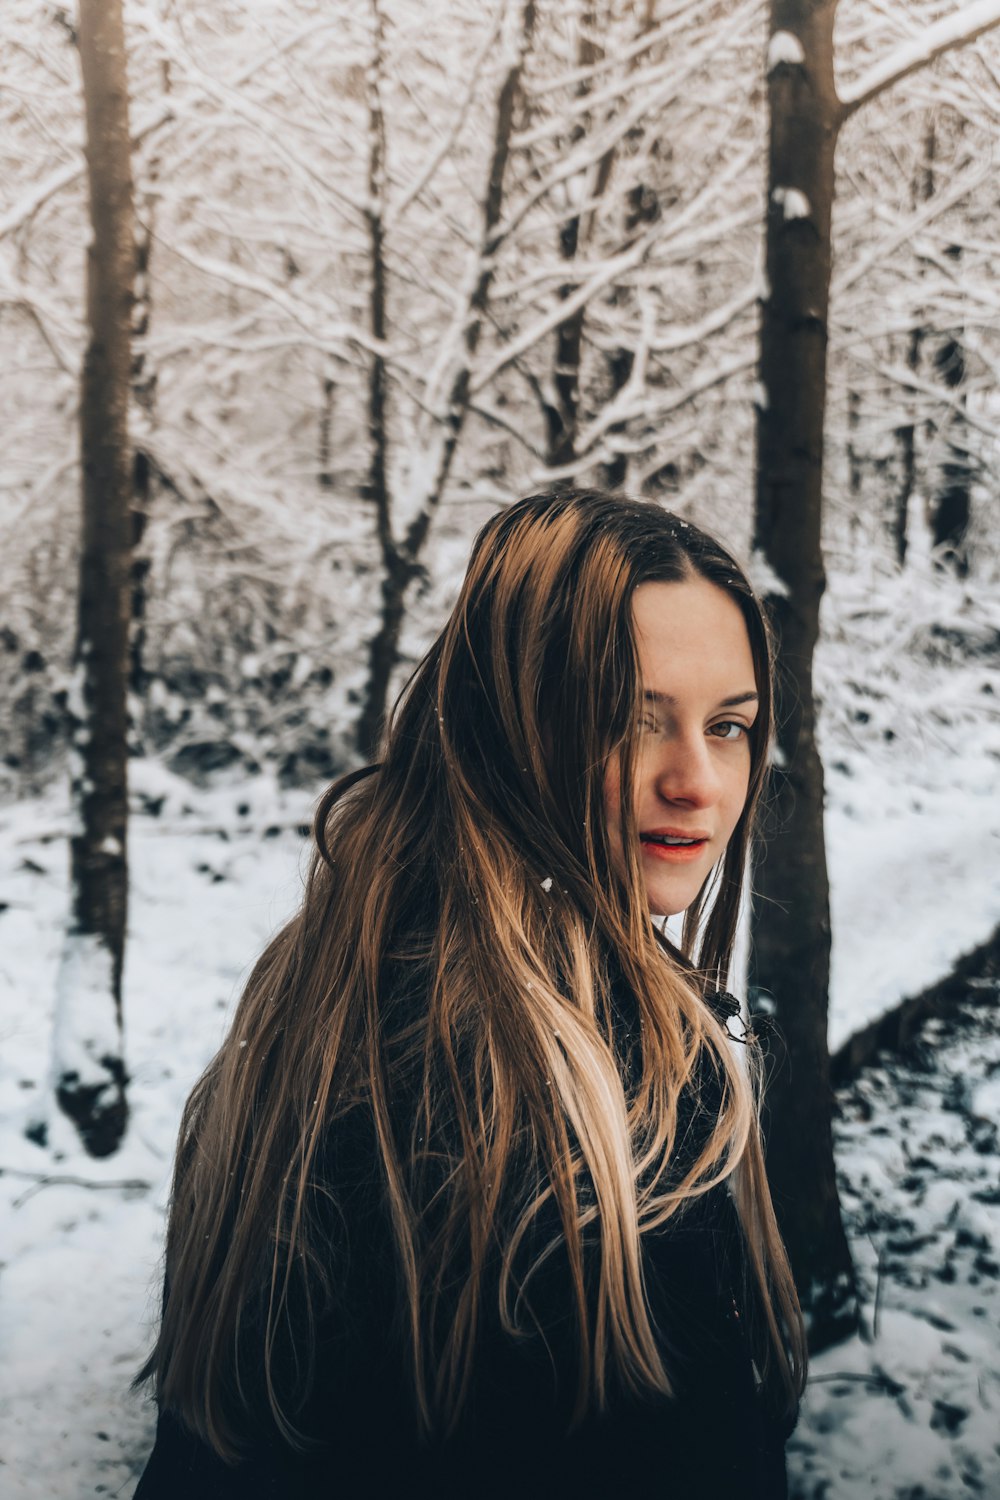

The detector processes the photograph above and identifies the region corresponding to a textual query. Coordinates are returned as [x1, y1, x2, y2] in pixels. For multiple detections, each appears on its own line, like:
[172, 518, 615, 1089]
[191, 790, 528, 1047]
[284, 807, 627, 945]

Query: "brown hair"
[142, 490, 806, 1457]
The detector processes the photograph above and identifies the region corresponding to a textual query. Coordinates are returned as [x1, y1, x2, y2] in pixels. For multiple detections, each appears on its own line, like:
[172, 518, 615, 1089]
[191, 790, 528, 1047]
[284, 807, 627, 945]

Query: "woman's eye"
[709, 720, 748, 742]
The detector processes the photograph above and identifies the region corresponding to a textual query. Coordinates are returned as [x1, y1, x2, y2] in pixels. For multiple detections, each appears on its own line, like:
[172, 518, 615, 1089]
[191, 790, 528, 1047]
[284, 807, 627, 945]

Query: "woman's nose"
[653, 734, 720, 808]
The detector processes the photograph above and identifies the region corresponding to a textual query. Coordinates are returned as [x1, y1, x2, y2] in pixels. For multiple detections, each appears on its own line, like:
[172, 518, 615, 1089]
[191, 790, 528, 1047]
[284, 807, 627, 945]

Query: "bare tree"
[752, 0, 1000, 1346]
[52, 0, 136, 1157]
[355, 0, 538, 759]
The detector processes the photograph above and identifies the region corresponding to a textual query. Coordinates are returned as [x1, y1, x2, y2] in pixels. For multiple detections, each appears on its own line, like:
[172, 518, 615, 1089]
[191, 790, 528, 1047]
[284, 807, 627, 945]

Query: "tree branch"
[404, 0, 537, 562]
[840, 0, 1000, 121]
[1, 1167, 152, 1210]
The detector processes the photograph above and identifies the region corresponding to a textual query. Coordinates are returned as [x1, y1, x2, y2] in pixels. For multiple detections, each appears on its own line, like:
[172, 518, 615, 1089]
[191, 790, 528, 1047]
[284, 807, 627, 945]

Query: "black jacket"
[135, 988, 795, 1499]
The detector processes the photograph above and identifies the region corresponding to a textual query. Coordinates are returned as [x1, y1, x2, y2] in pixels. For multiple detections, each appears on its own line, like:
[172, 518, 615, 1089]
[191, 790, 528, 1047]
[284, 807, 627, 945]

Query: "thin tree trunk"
[318, 368, 336, 489]
[891, 118, 935, 570]
[543, 7, 603, 474]
[892, 325, 920, 568]
[355, 0, 411, 763]
[929, 319, 971, 574]
[926, 119, 972, 576]
[356, 0, 536, 758]
[53, 0, 136, 1157]
[751, 0, 856, 1348]
[129, 88, 162, 700]
[599, 0, 660, 491]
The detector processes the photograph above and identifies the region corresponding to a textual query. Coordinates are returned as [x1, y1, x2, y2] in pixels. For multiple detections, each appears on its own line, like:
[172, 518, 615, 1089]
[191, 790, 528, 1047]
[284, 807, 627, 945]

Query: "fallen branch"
[1, 1166, 152, 1209]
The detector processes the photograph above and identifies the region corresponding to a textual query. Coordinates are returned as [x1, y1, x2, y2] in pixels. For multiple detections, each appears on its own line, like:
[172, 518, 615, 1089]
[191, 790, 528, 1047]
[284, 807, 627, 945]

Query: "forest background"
[1, 0, 1000, 1496]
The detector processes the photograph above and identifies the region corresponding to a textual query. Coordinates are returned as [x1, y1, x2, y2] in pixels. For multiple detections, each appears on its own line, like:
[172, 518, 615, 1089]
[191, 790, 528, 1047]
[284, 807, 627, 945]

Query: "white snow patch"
[744, 547, 790, 599]
[772, 186, 811, 220]
[828, 793, 1000, 1051]
[768, 30, 805, 70]
[66, 659, 87, 721]
[52, 933, 121, 1089]
[540, 876, 553, 892]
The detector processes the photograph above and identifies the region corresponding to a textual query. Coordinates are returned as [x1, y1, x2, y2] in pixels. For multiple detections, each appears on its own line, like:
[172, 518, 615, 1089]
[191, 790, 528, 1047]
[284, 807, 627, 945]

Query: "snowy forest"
[1, 0, 999, 1495]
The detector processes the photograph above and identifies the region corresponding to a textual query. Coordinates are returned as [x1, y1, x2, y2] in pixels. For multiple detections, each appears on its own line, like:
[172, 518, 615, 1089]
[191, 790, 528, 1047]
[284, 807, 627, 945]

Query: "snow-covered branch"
[840, 0, 1000, 121]
[389, 3, 504, 224]
[152, 237, 385, 361]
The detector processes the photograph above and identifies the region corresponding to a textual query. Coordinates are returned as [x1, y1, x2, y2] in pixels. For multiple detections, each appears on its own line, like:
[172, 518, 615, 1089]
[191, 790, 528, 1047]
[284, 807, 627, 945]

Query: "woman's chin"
[642, 873, 704, 920]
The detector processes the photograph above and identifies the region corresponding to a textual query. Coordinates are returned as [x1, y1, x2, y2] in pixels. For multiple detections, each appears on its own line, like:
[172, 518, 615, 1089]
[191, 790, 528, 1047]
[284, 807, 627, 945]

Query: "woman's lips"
[639, 834, 709, 863]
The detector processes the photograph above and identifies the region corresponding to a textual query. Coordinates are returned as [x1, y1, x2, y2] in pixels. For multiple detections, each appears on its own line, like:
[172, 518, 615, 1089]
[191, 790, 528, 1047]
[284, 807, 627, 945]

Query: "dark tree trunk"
[356, 0, 395, 762]
[355, 552, 412, 764]
[545, 206, 587, 473]
[599, 342, 634, 490]
[544, 8, 603, 477]
[891, 325, 921, 568]
[929, 326, 971, 575]
[319, 369, 336, 489]
[891, 118, 935, 570]
[129, 138, 159, 700]
[54, 0, 136, 1157]
[751, 0, 856, 1349]
[600, 173, 659, 491]
[598, 3, 661, 492]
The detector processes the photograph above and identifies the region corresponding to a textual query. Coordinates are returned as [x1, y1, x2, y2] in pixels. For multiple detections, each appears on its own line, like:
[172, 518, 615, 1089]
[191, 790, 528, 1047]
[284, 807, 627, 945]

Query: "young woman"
[135, 490, 806, 1498]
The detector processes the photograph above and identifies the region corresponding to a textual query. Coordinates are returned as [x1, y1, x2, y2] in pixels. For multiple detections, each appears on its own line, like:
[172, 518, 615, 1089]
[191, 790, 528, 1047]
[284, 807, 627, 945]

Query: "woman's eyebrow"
[642, 689, 759, 708]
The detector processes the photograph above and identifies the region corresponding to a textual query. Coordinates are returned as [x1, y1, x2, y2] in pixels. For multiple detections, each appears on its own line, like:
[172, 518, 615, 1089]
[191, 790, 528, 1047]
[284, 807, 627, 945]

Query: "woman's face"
[603, 575, 758, 917]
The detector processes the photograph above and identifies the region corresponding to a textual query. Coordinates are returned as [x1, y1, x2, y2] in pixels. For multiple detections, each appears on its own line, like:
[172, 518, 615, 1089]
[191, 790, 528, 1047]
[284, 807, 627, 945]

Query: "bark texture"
[751, 0, 856, 1349]
[57, 0, 136, 1157]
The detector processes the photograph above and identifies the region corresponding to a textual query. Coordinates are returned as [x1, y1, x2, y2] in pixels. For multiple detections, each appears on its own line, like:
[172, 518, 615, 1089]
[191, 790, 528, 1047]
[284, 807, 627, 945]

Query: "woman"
[135, 490, 806, 1498]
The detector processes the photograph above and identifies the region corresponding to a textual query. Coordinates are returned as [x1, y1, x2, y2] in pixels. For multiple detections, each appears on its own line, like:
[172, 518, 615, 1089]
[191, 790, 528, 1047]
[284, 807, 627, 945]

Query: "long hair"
[142, 490, 806, 1458]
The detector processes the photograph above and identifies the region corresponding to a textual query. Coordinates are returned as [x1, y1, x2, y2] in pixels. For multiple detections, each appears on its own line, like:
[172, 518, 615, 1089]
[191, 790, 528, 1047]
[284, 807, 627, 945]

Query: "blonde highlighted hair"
[143, 490, 806, 1457]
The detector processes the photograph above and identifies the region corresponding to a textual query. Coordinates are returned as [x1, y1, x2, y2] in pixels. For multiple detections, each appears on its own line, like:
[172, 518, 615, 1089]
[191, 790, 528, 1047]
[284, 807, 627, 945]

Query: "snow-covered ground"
[0, 766, 315, 1499]
[1, 562, 998, 1497]
[791, 989, 1000, 1497]
[818, 555, 1000, 1050]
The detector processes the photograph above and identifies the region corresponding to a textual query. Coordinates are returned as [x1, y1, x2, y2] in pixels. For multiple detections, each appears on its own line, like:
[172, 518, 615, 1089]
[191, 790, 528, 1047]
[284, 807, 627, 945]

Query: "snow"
[1, 535, 999, 1498]
[2, 562, 998, 1493]
[745, 546, 790, 600]
[790, 995, 1000, 1496]
[772, 186, 812, 221]
[768, 31, 805, 71]
[51, 933, 122, 1092]
[840, 0, 1000, 118]
[818, 558, 1000, 1050]
[826, 775, 1000, 1052]
[0, 767, 313, 1497]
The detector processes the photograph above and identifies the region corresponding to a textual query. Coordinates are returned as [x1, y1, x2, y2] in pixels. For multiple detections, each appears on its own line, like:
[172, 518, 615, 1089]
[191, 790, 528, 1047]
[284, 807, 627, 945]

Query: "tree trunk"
[355, 551, 412, 763]
[598, 1, 660, 491]
[318, 368, 336, 490]
[53, 0, 135, 1158]
[356, 0, 536, 758]
[891, 117, 935, 570]
[543, 7, 602, 475]
[891, 325, 921, 568]
[751, 0, 856, 1349]
[356, 0, 394, 762]
[929, 322, 971, 574]
[129, 111, 161, 700]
